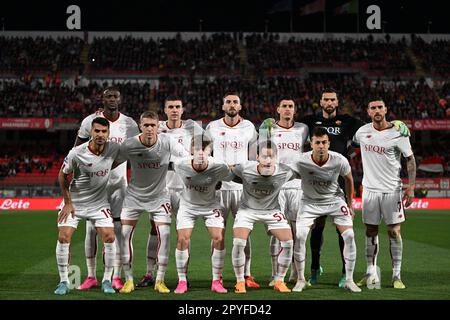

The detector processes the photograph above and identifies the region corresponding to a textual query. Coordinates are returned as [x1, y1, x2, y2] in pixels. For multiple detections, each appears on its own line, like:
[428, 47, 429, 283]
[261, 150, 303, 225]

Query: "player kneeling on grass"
[289, 127, 361, 293]
[55, 117, 121, 295]
[172, 134, 233, 294]
[230, 140, 294, 294]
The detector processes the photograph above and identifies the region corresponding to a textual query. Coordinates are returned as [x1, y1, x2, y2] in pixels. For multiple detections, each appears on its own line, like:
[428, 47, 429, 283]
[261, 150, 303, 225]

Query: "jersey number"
[340, 206, 350, 216]
[273, 212, 286, 222]
[213, 209, 222, 218]
[101, 208, 112, 218]
[161, 203, 172, 214]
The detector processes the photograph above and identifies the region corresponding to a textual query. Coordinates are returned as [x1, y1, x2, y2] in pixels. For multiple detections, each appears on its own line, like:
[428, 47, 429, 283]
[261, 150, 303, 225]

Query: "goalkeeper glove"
[391, 120, 410, 137]
[259, 118, 276, 137]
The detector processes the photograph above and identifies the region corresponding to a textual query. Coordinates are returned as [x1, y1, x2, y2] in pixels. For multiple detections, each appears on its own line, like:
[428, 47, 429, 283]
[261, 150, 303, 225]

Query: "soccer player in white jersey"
[260, 99, 309, 286]
[116, 111, 189, 294]
[173, 134, 232, 294]
[205, 92, 260, 289]
[289, 127, 361, 293]
[231, 141, 294, 294]
[353, 98, 416, 290]
[54, 117, 121, 295]
[137, 96, 204, 288]
[75, 87, 139, 291]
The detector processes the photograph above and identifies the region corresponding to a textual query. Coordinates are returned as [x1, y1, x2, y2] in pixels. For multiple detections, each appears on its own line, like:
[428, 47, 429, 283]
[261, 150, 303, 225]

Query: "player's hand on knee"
[58, 204, 75, 223]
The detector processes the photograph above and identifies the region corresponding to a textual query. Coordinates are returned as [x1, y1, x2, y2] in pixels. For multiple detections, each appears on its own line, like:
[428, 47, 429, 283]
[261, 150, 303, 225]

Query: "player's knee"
[103, 232, 116, 243]
[387, 227, 401, 239]
[177, 235, 190, 248]
[58, 234, 71, 243]
[365, 225, 378, 237]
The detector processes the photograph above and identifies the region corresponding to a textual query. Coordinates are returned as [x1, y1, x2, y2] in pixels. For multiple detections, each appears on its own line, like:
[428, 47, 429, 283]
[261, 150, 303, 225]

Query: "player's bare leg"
[388, 224, 405, 289]
[336, 224, 361, 293]
[208, 227, 227, 293]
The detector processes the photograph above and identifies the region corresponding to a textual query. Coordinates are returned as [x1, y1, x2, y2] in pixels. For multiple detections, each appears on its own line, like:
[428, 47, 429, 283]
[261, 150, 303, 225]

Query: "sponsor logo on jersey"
[108, 136, 124, 144]
[309, 179, 332, 187]
[220, 141, 244, 149]
[364, 144, 386, 155]
[88, 168, 110, 177]
[187, 185, 209, 192]
[324, 126, 341, 135]
[277, 142, 301, 150]
[137, 162, 161, 169]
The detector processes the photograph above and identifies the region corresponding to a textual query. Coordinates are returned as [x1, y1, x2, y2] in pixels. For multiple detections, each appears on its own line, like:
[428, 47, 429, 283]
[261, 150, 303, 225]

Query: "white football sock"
[294, 226, 309, 281]
[275, 240, 293, 281]
[112, 221, 122, 278]
[342, 229, 357, 281]
[84, 220, 97, 278]
[102, 242, 115, 282]
[365, 235, 379, 274]
[175, 248, 189, 281]
[211, 248, 226, 281]
[232, 238, 247, 282]
[389, 235, 403, 279]
[56, 241, 70, 283]
[270, 235, 281, 278]
[155, 225, 170, 281]
[121, 224, 135, 281]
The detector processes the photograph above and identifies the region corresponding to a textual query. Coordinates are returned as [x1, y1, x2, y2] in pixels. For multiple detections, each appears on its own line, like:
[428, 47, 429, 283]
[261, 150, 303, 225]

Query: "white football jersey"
[174, 157, 231, 209]
[159, 119, 204, 190]
[62, 141, 120, 209]
[271, 122, 309, 164]
[205, 118, 257, 190]
[353, 123, 413, 193]
[289, 151, 351, 204]
[271, 121, 309, 189]
[118, 134, 189, 208]
[233, 161, 294, 210]
[78, 112, 139, 185]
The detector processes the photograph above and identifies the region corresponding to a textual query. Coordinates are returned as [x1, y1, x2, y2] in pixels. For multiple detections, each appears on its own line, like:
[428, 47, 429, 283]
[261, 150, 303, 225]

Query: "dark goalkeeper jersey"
[298, 113, 365, 158]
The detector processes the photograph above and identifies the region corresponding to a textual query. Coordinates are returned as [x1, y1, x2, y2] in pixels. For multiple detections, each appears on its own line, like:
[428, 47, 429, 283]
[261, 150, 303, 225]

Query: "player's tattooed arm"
[58, 168, 75, 223]
[403, 154, 416, 207]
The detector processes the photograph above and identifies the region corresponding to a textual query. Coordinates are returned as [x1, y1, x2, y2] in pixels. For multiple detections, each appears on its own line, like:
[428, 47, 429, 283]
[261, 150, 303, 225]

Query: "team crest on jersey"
[137, 153, 143, 157]
[335, 120, 342, 126]
[308, 171, 314, 175]
[220, 132, 225, 136]
[366, 135, 372, 139]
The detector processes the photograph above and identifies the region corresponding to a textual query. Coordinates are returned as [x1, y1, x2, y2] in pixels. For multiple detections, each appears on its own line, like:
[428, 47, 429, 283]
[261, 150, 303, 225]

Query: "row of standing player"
[54, 87, 414, 295]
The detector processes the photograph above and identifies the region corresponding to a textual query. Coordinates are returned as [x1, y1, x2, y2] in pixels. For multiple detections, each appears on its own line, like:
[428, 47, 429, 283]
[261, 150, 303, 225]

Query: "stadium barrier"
[1, 198, 450, 211]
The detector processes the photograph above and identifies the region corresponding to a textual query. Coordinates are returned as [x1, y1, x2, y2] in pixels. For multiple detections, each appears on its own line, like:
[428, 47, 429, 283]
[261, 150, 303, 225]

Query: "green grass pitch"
[1, 210, 449, 300]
